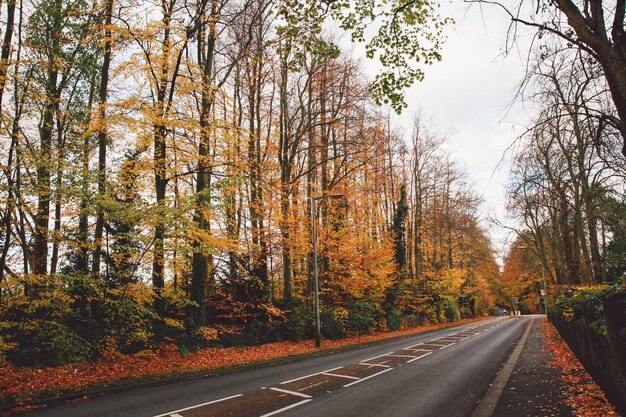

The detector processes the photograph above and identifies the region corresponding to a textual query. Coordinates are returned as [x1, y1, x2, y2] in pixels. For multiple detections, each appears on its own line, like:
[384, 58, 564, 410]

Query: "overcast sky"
[370, 1, 538, 261]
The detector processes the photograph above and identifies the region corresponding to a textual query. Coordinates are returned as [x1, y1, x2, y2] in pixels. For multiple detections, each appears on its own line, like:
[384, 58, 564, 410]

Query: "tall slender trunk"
[190, 1, 218, 326]
[0, 0, 16, 108]
[92, 0, 114, 275]
[33, 67, 58, 277]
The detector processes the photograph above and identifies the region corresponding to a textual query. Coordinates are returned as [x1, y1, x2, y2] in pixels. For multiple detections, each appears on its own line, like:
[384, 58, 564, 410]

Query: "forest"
[0, 0, 500, 367]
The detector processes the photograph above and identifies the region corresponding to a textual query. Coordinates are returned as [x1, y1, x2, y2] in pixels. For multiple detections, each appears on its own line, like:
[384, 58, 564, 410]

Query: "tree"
[480, 0, 626, 156]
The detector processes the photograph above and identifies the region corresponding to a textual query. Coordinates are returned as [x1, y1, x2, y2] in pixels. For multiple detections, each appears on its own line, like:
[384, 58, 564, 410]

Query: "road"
[22, 316, 535, 417]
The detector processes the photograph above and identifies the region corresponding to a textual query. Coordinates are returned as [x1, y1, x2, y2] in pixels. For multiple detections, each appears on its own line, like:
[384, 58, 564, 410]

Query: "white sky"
[372, 2, 538, 261]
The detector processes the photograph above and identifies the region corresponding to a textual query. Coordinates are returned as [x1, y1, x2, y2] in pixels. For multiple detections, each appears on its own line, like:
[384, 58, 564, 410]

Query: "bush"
[6, 321, 90, 367]
[284, 307, 306, 342]
[442, 297, 461, 322]
[103, 298, 157, 354]
[321, 310, 345, 340]
[386, 308, 403, 331]
[347, 302, 379, 335]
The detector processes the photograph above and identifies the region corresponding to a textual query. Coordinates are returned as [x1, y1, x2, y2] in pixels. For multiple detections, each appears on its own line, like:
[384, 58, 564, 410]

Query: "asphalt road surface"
[21, 316, 535, 417]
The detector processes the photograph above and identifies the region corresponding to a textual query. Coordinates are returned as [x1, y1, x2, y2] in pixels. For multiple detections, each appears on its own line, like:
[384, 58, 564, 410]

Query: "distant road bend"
[25, 316, 537, 417]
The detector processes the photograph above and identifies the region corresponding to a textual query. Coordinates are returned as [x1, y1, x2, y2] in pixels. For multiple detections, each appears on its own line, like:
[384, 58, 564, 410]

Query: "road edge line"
[471, 318, 534, 417]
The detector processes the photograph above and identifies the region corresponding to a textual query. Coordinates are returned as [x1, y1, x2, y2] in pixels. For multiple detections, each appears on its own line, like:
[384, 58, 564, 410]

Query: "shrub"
[321, 310, 345, 340]
[6, 321, 90, 367]
[442, 297, 461, 322]
[386, 308, 403, 331]
[347, 302, 379, 335]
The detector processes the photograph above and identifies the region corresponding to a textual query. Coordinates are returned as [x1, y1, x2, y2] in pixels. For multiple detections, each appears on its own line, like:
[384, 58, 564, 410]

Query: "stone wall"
[549, 287, 626, 415]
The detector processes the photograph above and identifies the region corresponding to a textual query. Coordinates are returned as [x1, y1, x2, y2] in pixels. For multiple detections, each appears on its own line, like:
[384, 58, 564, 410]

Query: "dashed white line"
[386, 354, 417, 359]
[170, 414, 183, 417]
[153, 394, 243, 417]
[280, 366, 344, 384]
[343, 368, 394, 387]
[269, 387, 312, 399]
[259, 399, 313, 417]
[321, 372, 360, 380]
[438, 343, 455, 350]
[407, 351, 433, 363]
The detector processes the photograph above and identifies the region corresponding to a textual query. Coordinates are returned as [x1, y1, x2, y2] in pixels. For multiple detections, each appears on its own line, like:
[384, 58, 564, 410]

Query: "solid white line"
[322, 372, 360, 380]
[438, 343, 454, 350]
[259, 399, 313, 417]
[471, 318, 534, 417]
[357, 362, 391, 368]
[153, 394, 243, 417]
[459, 336, 469, 341]
[280, 366, 343, 384]
[343, 368, 393, 387]
[170, 414, 183, 417]
[386, 354, 417, 358]
[269, 387, 312, 399]
[407, 352, 433, 363]
[361, 351, 395, 362]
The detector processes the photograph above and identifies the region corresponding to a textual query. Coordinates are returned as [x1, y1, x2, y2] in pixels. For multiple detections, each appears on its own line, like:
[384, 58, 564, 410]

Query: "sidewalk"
[491, 316, 573, 417]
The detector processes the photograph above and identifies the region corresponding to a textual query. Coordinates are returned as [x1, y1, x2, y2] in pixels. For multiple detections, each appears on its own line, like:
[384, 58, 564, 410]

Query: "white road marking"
[386, 354, 417, 358]
[357, 362, 391, 368]
[280, 366, 344, 384]
[438, 343, 455, 349]
[170, 414, 183, 417]
[259, 399, 313, 417]
[269, 387, 312, 399]
[343, 368, 393, 387]
[321, 372, 360, 380]
[405, 343, 434, 350]
[407, 351, 433, 363]
[361, 351, 395, 362]
[153, 394, 243, 417]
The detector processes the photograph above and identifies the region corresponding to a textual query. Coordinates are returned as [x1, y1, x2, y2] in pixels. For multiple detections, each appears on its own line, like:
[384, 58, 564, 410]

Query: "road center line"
[269, 387, 312, 399]
[259, 399, 313, 417]
[153, 394, 243, 417]
[343, 368, 394, 387]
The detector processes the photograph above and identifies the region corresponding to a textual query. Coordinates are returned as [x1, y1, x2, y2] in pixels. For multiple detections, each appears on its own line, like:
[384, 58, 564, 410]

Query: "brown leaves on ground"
[544, 320, 619, 417]
[0, 317, 487, 413]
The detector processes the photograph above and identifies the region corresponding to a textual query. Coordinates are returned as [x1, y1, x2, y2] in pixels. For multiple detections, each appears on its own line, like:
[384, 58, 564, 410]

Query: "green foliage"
[280, 0, 452, 113]
[347, 301, 378, 335]
[386, 308, 403, 331]
[554, 286, 611, 337]
[281, 300, 307, 342]
[321, 310, 345, 340]
[103, 298, 157, 354]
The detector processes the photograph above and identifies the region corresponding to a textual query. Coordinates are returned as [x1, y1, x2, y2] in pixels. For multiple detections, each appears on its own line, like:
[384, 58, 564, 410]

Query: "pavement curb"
[471, 317, 534, 417]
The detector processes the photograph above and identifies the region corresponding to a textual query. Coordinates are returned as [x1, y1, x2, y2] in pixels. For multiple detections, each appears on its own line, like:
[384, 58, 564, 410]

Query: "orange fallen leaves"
[0, 317, 488, 412]
[543, 320, 619, 417]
